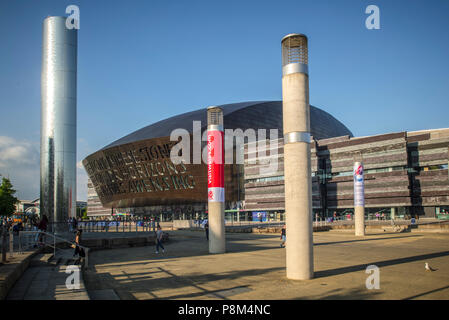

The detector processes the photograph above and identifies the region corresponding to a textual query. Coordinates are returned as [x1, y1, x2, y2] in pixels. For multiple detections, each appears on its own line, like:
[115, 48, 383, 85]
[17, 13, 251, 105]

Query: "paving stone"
[82, 230, 449, 300]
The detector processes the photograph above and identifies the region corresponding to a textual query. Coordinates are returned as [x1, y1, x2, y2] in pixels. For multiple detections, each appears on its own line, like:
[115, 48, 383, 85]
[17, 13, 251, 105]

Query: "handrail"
[18, 230, 89, 267]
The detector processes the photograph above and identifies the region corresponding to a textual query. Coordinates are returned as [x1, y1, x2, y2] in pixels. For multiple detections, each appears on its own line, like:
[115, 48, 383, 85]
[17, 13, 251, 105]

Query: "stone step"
[30, 253, 54, 267]
[7, 256, 89, 300]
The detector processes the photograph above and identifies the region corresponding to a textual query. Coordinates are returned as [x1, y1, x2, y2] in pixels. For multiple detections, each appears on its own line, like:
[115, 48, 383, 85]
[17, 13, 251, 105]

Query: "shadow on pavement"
[293, 286, 382, 300]
[315, 250, 449, 278]
[84, 265, 283, 300]
[402, 285, 449, 300]
[314, 234, 423, 246]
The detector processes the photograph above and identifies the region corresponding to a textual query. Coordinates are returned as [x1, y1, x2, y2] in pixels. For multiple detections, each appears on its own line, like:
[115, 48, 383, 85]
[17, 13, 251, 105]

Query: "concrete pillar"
[354, 162, 365, 236]
[391, 207, 396, 220]
[281, 34, 314, 280]
[207, 106, 226, 253]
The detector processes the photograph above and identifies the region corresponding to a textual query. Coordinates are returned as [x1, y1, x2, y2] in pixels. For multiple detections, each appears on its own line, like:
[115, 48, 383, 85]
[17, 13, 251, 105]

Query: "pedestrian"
[155, 226, 165, 254]
[280, 224, 286, 248]
[73, 229, 85, 258]
[37, 215, 48, 246]
[72, 217, 78, 232]
[205, 222, 209, 241]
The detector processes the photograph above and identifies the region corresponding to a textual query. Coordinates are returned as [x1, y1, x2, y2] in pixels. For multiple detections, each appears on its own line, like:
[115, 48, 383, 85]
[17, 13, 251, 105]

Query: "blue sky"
[0, 0, 448, 200]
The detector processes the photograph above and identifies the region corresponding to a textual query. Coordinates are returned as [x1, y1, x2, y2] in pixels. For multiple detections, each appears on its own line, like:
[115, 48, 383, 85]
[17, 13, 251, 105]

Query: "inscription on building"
[83, 141, 197, 198]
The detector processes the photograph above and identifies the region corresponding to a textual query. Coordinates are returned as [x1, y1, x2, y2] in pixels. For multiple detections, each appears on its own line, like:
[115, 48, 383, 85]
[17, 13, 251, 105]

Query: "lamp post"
[207, 106, 226, 254]
[354, 161, 366, 236]
[281, 34, 314, 280]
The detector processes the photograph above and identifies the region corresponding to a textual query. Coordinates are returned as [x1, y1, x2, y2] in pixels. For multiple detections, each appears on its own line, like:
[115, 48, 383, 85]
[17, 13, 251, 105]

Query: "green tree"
[0, 177, 19, 217]
[82, 208, 88, 220]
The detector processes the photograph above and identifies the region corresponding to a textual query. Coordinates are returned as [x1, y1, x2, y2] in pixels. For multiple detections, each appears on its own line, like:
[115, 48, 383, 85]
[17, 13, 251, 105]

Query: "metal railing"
[43, 220, 157, 233]
[17, 230, 90, 267]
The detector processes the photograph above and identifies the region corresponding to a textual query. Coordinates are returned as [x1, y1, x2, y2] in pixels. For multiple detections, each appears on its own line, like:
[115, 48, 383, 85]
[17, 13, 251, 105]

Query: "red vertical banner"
[207, 130, 224, 202]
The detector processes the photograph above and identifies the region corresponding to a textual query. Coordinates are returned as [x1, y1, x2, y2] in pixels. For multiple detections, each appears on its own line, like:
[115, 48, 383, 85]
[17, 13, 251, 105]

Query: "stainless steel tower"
[41, 16, 77, 234]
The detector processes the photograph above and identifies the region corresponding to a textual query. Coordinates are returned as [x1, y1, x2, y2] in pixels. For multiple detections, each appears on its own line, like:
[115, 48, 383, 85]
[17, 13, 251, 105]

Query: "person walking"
[37, 215, 48, 246]
[204, 222, 209, 241]
[280, 224, 286, 248]
[72, 217, 78, 232]
[151, 218, 156, 232]
[155, 226, 165, 254]
[73, 229, 85, 258]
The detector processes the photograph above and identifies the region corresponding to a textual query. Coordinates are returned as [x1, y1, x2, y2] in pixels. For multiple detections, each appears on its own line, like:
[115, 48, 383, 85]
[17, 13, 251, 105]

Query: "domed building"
[83, 101, 353, 219]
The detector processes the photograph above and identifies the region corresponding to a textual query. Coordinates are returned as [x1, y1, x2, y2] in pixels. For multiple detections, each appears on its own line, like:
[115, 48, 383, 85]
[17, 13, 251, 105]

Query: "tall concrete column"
[41, 16, 77, 234]
[207, 106, 226, 253]
[354, 162, 365, 236]
[281, 34, 314, 280]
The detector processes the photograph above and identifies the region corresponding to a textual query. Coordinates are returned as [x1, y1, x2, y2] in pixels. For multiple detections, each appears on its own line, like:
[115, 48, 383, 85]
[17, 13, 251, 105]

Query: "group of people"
[68, 217, 78, 232]
[1, 215, 40, 234]
[374, 212, 387, 220]
[0, 217, 14, 231]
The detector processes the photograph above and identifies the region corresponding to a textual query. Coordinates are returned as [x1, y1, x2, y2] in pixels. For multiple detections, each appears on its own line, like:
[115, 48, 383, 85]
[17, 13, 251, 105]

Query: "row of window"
[244, 164, 448, 184]
[245, 175, 284, 184]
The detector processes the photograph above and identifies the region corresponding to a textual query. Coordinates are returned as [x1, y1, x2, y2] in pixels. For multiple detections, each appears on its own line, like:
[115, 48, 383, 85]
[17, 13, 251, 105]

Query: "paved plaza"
[83, 230, 449, 300]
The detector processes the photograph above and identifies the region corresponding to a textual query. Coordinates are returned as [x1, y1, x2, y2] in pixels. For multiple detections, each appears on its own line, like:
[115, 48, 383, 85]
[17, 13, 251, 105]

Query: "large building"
[83, 101, 352, 219]
[245, 128, 449, 221]
[83, 101, 449, 221]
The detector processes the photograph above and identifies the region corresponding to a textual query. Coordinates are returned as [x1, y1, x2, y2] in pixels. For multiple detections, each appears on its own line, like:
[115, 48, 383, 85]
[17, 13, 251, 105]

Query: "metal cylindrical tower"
[41, 16, 77, 234]
[207, 106, 225, 253]
[354, 162, 366, 236]
[281, 33, 314, 280]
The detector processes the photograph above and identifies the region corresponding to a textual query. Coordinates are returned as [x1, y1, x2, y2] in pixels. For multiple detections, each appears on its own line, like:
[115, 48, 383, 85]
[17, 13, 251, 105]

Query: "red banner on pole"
[207, 130, 224, 202]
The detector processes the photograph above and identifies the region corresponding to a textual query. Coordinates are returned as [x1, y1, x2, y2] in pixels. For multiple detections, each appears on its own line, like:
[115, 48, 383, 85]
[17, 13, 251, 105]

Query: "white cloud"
[0, 136, 40, 200]
[0, 136, 38, 168]
[77, 160, 84, 169]
[0, 136, 92, 201]
[0, 136, 15, 147]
